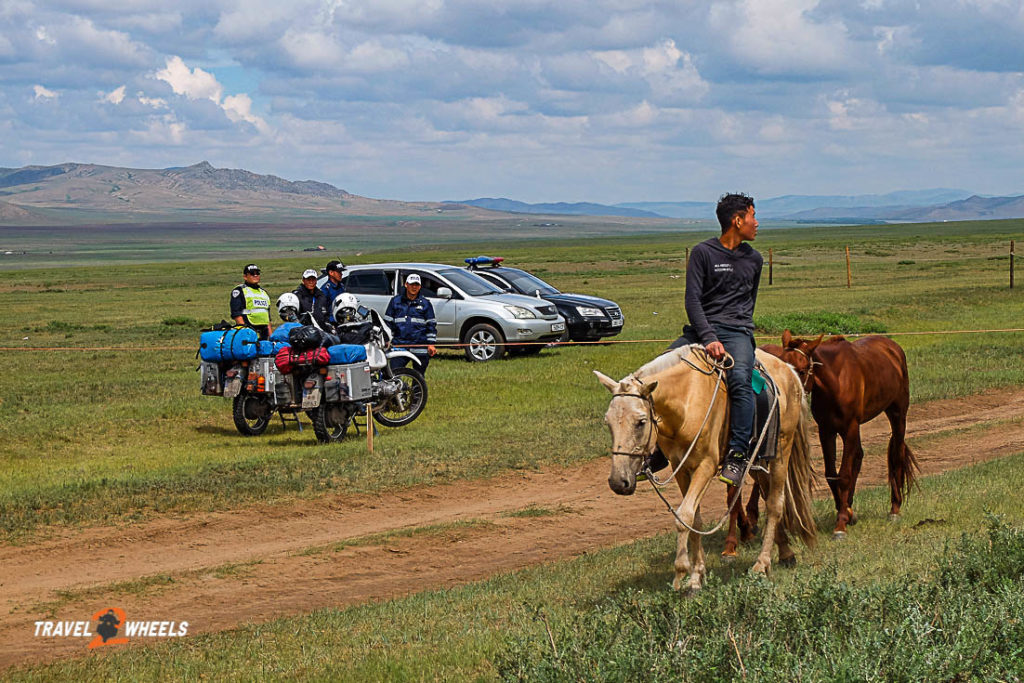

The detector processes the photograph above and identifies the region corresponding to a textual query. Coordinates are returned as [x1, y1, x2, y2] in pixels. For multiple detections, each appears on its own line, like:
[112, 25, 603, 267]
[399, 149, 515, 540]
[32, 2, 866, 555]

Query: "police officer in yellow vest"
[231, 263, 274, 340]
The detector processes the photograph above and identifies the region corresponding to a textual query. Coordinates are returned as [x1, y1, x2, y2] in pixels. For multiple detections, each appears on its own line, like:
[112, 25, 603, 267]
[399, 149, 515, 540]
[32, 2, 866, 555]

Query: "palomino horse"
[778, 331, 918, 539]
[595, 345, 816, 593]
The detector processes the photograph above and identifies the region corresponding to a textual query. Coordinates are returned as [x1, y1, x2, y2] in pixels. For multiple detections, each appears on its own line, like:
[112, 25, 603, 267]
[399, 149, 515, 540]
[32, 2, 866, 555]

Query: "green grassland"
[11, 451, 1024, 680]
[1, 219, 1022, 538]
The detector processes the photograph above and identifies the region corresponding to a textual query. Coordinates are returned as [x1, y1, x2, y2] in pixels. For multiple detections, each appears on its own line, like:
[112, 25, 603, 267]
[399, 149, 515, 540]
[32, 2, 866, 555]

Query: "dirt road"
[3, 388, 1022, 671]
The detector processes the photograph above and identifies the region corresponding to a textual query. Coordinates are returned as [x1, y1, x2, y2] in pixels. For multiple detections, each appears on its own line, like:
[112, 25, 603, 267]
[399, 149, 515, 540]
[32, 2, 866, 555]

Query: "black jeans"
[669, 324, 756, 456]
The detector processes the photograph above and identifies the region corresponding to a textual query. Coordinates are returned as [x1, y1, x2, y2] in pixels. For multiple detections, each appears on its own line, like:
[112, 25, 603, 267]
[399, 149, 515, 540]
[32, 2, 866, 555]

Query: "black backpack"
[288, 324, 324, 351]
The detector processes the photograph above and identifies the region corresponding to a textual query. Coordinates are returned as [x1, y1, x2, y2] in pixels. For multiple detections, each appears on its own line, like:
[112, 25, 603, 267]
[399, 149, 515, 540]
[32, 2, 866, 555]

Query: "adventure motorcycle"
[200, 310, 427, 443]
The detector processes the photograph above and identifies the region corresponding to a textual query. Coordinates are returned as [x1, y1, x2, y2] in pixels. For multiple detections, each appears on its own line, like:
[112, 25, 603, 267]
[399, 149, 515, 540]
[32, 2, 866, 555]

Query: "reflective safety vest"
[241, 285, 271, 325]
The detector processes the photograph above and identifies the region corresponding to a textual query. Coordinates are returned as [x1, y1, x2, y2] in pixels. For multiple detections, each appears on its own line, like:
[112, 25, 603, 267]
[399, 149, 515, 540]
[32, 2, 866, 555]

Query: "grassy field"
[11, 451, 1024, 680]
[1, 219, 1023, 539]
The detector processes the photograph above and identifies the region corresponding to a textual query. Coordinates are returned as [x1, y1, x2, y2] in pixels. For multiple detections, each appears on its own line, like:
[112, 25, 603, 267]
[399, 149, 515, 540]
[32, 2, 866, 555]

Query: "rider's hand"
[705, 341, 726, 360]
[427, 345, 436, 357]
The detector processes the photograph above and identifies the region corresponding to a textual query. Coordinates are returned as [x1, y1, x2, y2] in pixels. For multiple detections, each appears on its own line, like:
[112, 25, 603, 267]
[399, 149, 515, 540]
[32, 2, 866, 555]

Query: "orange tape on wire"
[2, 328, 1023, 352]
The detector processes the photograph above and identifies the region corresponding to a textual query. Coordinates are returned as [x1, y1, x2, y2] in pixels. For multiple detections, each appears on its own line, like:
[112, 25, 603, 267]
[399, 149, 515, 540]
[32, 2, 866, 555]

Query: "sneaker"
[717, 452, 748, 486]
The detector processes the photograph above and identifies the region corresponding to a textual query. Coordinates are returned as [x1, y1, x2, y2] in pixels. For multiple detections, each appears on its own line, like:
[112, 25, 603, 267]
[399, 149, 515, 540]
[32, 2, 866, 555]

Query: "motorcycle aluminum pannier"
[199, 361, 223, 396]
[324, 362, 373, 402]
[245, 357, 281, 396]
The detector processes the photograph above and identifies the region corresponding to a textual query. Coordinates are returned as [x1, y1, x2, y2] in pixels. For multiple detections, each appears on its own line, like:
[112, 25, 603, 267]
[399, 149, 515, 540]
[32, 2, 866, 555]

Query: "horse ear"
[807, 333, 824, 352]
[781, 329, 792, 347]
[640, 380, 658, 397]
[593, 370, 619, 393]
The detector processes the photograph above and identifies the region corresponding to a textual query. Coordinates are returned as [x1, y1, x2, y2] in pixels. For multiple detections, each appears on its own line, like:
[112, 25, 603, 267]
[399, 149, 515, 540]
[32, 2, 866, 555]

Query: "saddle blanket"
[750, 361, 780, 460]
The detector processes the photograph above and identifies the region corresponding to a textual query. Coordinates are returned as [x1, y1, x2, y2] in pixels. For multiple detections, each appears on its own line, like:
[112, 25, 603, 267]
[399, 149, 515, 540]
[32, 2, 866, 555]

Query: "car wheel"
[463, 322, 506, 362]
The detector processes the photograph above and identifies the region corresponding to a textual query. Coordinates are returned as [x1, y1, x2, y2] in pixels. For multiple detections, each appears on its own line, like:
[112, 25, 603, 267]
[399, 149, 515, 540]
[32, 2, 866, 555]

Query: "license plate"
[612, 318, 623, 327]
[301, 388, 321, 409]
[551, 322, 565, 332]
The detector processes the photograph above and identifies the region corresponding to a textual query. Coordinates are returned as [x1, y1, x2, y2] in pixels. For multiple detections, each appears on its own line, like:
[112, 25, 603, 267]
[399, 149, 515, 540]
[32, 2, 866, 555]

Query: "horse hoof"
[685, 586, 701, 598]
[721, 552, 737, 562]
[779, 556, 796, 568]
[832, 530, 847, 541]
[848, 510, 858, 526]
[888, 513, 901, 523]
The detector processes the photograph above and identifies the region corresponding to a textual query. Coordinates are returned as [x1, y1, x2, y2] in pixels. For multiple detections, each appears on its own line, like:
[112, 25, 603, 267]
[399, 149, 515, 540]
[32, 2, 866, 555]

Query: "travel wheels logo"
[34, 607, 189, 649]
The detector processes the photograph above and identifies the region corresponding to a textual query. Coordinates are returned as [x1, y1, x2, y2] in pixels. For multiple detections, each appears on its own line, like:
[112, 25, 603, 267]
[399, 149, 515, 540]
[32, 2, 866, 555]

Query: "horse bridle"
[608, 380, 661, 458]
[788, 345, 822, 393]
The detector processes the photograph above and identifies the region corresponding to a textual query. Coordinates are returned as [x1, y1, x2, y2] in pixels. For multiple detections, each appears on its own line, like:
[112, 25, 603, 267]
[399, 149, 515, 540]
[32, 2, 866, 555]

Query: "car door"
[399, 269, 459, 343]
[342, 268, 397, 318]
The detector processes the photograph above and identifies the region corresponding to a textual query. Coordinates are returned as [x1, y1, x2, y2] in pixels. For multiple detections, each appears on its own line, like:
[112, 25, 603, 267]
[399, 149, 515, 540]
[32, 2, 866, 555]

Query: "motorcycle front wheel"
[232, 393, 272, 436]
[310, 403, 354, 443]
[373, 367, 428, 427]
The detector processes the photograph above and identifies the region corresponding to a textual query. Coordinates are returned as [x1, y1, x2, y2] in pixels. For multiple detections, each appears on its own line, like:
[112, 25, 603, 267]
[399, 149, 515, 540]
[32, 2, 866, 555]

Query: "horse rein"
[788, 346, 822, 393]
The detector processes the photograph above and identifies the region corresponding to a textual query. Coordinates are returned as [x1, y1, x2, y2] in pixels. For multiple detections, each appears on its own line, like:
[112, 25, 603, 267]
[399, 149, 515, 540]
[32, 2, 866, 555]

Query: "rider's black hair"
[716, 193, 754, 233]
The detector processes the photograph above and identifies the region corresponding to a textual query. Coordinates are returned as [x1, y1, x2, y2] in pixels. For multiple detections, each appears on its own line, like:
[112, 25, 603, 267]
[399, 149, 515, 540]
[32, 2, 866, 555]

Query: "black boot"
[717, 450, 749, 486]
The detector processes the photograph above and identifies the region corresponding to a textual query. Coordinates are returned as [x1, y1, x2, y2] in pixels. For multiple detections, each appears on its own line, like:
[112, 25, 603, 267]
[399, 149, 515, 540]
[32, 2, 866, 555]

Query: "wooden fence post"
[685, 246, 689, 270]
[845, 246, 851, 288]
[768, 248, 773, 285]
[1011, 240, 1016, 289]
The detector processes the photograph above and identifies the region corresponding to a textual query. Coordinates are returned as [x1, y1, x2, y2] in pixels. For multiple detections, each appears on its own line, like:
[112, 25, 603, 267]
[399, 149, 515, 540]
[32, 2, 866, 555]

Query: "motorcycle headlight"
[503, 305, 537, 319]
[575, 306, 604, 317]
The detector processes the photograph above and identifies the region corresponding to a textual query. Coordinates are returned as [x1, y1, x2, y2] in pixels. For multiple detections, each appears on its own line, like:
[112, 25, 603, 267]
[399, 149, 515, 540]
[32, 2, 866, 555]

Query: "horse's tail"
[888, 429, 920, 500]
[783, 401, 818, 548]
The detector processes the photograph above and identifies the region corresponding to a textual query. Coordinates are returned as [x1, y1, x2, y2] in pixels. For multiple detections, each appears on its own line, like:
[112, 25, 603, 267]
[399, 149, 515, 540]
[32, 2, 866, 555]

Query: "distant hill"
[0, 162, 493, 225]
[618, 189, 976, 220]
[782, 194, 1024, 222]
[445, 197, 662, 218]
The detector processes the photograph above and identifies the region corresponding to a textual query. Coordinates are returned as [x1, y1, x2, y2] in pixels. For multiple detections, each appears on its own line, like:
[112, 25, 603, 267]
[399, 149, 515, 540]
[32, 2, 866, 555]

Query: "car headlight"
[504, 305, 537, 319]
[575, 306, 604, 317]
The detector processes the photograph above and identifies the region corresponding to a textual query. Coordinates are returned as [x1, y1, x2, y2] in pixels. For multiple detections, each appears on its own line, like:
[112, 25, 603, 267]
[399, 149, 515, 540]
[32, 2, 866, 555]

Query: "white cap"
[302, 268, 318, 279]
[406, 273, 421, 285]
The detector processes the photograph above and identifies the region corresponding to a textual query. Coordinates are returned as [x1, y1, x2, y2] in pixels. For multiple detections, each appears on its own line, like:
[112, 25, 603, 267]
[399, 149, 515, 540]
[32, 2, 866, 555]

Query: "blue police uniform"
[320, 279, 346, 322]
[384, 293, 437, 374]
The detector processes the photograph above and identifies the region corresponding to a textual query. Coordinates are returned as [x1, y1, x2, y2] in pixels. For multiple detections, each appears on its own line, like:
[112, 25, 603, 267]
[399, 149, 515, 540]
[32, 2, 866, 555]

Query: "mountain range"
[1, 161, 1021, 225]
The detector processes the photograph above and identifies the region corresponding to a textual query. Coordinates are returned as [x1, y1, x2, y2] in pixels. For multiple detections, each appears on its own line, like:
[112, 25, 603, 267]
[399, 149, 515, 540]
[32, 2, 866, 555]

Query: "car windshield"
[436, 268, 504, 296]
[498, 269, 560, 296]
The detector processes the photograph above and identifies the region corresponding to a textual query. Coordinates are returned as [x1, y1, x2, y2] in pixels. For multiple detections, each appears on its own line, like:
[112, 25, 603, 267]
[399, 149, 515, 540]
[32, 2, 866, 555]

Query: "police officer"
[294, 268, 329, 327]
[320, 260, 346, 321]
[231, 263, 273, 339]
[384, 273, 437, 374]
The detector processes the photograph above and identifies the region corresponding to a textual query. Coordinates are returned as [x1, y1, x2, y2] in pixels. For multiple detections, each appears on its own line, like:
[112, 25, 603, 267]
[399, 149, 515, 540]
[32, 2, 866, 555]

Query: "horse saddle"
[749, 361, 780, 461]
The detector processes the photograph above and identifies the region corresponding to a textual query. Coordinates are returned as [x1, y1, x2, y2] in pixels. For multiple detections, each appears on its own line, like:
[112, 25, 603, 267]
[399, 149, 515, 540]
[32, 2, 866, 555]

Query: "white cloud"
[222, 93, 271, 134]
[102, 85, 126, 104]
[33, 84, 58, 100]
[155, 56, 223, 103]
[138, 93, 168, 109]
[35, 26, 56, 45]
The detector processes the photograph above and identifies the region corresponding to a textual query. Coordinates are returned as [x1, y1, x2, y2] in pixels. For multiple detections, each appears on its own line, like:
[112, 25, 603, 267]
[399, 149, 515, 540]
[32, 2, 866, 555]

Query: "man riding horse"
[645, 193, 763, 486]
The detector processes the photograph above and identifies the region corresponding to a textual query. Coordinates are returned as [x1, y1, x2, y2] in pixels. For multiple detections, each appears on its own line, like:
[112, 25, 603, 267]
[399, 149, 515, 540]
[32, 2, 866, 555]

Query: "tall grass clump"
[754, 311, 886, 335]
[497, 517, 1024, 681]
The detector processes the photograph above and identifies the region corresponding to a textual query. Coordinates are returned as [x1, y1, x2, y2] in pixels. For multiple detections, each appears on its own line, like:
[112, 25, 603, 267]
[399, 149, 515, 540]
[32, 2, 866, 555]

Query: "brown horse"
[595, 345, 817, 592]
[778, 331, 919, 538]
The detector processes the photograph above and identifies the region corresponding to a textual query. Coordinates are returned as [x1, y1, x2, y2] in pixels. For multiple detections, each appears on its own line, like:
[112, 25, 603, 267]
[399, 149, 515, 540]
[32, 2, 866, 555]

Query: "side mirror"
[436, 286, 453, 299]
[534, 289, 542, 298]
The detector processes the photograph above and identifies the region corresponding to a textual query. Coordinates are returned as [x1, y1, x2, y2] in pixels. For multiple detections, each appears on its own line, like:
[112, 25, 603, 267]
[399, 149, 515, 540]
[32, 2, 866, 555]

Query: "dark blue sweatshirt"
[684, 237, 763, 344]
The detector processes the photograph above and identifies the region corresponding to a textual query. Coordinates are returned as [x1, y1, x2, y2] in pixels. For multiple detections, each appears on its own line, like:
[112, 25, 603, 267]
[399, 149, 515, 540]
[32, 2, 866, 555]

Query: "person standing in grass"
[294, 268, 329, 327]
[231, 263, 273, 340]
[384, 273, 437, 375]
[320, 259, 347, 321]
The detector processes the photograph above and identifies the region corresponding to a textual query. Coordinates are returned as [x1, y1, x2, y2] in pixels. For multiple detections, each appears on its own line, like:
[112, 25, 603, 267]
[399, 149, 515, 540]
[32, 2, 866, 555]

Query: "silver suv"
[338, 263, 566, 361]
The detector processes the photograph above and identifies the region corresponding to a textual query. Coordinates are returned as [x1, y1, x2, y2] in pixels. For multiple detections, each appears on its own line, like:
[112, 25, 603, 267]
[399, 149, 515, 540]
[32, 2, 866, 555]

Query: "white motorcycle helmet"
[332, 292, 362, 323]
[277, 292, 300, 322]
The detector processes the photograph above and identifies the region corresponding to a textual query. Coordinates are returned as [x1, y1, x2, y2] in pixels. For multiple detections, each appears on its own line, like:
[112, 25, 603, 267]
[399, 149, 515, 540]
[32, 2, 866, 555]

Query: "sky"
[1, 0, 1023, 203]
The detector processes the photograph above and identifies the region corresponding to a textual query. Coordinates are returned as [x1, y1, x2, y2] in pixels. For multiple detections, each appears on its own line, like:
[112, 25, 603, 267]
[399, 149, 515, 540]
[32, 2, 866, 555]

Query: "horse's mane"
[631, 344, 702, 381]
